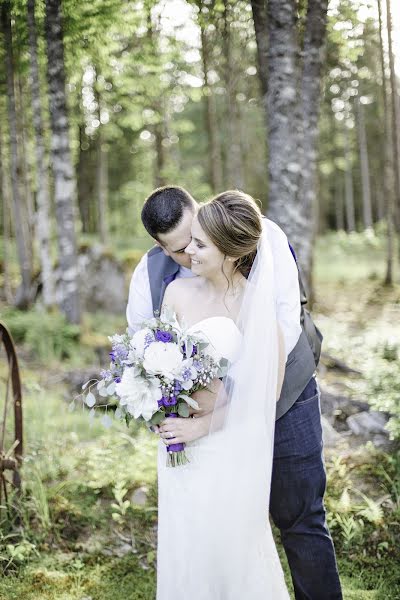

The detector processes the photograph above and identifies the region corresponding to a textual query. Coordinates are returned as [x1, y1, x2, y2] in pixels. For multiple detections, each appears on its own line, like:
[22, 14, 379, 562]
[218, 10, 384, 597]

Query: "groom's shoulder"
[147, 245, 163, 258]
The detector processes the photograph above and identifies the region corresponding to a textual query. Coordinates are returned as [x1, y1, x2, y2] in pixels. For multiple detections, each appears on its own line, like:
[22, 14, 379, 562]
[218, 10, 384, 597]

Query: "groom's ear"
[155, 239, 170, 257]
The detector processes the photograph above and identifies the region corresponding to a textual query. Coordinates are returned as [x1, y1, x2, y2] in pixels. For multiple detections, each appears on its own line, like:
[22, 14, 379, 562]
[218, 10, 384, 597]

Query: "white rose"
[130, 327, 155, 358]
[143, 341, 183, 380]
[115, 368, 161, 421]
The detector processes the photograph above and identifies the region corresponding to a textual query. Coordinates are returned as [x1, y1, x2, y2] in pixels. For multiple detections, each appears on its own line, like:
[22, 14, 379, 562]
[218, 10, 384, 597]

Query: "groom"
[127, 186, 342, 600]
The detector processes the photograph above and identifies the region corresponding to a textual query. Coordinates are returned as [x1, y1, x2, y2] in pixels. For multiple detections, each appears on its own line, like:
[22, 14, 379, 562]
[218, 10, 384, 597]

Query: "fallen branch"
[320, 352, 362, 375]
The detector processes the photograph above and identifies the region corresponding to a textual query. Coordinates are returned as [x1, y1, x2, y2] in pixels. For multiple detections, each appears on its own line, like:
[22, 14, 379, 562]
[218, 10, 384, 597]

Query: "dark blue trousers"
[270, 377, 343, 600]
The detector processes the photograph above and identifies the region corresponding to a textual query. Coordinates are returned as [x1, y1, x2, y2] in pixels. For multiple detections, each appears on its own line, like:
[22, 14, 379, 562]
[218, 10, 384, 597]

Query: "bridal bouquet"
[81, 308, 228, 467]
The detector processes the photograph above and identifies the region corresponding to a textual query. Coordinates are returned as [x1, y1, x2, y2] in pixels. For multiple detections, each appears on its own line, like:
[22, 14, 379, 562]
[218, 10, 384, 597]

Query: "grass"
[0, 230, 399, 599]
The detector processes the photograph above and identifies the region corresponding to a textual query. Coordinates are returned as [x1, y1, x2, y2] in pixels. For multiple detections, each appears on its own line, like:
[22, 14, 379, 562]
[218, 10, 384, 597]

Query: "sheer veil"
[198, 221, 290, 598]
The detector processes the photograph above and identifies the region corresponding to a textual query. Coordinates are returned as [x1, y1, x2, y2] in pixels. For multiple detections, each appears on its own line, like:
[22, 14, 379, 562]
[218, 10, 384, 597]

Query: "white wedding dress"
[156, 316, 290, 600]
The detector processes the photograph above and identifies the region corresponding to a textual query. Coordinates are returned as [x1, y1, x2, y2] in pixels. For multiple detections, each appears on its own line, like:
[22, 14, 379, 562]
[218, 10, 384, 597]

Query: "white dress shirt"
[126, 219, 302, 358]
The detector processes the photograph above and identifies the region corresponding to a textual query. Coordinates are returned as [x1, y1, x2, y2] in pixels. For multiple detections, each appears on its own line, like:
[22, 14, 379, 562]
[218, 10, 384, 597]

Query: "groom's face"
[157, 208, 195, 269]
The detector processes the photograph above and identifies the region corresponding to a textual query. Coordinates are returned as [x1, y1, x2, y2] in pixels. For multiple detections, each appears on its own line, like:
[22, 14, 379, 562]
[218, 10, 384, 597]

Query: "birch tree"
[45, 0, 80, 324]
[27, 0, 55, 307]
[252, 0, 328, 291]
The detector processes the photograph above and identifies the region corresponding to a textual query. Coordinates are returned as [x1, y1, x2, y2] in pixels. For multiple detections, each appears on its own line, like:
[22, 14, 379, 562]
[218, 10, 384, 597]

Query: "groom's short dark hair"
[141, 186, 197, 240]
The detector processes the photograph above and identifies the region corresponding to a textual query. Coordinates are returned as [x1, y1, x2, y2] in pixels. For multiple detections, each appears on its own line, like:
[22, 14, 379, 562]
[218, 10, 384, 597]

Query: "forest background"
[0, 0, 400, 599]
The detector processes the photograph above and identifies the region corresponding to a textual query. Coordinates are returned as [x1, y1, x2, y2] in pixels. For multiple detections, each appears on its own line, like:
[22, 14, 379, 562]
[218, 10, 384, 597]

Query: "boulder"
[321, 416, 345, 448]
[76, 245, 127, 314]
[346, 411, 388, 437]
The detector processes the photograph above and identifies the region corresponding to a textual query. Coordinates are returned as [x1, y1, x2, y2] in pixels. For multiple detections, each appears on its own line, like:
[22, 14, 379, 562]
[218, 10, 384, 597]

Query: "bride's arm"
[158, 379, 225, 444]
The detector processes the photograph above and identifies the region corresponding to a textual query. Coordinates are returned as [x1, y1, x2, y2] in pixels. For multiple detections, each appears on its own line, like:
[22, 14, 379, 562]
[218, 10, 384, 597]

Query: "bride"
[156, 191, 290, 599]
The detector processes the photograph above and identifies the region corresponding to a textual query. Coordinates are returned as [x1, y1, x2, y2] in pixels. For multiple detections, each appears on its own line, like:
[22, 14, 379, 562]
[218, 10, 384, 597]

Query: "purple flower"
[191, 345, 198, 357]
[155, 330, 173, 343]
[112, 344, 129, 361]
[115, 377, 121, 383]
[162, 395, 177, 407]
[144, 333, 155, 350]
[181, 367, 193, 382]
[100, 369, 113, 381]
[174, 381, 182, 393]
[193, 359, 203, 370]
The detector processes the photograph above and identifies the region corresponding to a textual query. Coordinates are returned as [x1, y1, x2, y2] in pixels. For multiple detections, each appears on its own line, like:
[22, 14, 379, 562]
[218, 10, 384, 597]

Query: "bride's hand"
[158, 416, 207, 445]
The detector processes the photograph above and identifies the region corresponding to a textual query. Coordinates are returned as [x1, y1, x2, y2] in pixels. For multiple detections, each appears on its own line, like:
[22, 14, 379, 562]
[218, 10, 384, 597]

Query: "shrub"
[0, 308, 80, 363]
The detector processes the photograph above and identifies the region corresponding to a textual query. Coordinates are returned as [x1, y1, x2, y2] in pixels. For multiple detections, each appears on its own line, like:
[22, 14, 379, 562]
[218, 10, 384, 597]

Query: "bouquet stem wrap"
[166, 413, 189, 467]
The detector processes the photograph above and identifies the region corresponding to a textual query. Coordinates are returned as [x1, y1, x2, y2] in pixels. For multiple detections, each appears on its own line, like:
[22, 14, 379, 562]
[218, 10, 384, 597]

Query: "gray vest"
[147, 246, 318, 420]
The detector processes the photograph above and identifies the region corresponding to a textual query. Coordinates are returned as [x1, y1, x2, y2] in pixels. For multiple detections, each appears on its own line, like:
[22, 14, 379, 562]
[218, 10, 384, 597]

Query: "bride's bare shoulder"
[163, 277, 199, 306]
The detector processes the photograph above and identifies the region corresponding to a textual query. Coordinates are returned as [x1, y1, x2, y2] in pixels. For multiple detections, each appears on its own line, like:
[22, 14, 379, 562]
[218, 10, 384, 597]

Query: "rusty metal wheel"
[0, 322, 23, 519]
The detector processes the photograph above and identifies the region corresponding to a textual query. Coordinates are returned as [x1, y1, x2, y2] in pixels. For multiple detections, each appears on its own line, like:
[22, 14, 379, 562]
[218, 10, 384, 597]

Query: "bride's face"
[185, 215, 232, 277]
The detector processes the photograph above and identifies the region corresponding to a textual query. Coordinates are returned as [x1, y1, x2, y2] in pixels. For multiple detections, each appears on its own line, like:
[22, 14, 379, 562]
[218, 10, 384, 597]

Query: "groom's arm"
[126, 253, 154, 331]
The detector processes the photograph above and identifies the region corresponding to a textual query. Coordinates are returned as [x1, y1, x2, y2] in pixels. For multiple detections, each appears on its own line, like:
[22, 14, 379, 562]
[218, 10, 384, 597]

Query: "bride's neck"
[202, 271, 245, 299]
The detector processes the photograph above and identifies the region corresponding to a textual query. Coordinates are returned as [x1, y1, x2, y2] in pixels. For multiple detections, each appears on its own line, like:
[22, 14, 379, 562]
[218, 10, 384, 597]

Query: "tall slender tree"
[386, 0, 400, 229]
[0, 121, 13, 304]
[251, 0, 268, 132]
[344, 125, 356, 232]
[197, 2, 223, 192]
[27, 0, 55, 307]
[222, 0, 244, 190]
[378, 0, 395, 284]
[356, 97, 373, 229]
[1, 0, 33, 308]
[45, 0, 80, 324]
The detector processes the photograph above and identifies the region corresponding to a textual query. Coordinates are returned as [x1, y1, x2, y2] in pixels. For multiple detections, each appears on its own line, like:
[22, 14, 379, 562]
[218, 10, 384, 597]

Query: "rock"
[346, 411, 388, 437]
[54, 244, 127, 314]
[130, 486, 148, 506]
[321, 416, 344, 447]
[112, 542, 135, 558]
[77, 245, 127, 314]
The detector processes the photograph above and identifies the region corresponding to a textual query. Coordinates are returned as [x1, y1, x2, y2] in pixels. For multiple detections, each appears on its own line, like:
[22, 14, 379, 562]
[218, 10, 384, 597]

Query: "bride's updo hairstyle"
[197, 190, 263, 277]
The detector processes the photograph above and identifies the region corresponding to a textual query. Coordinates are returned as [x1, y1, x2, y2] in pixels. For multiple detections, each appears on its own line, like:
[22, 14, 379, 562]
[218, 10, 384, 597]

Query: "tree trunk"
[45, 0, 80, 324]
[356, 98, 373, 229]
[378, 0, 395, 284]
[334, 173, 344, 231]
[344, 126, 356, 232]
[1, 1, 33, 308]
[297, 0, 329, 288]
[154, 117, 166, 188]
[27, 0, 55, 307]
[265, 0, 300, 227]
[0, 123, 13, 304]
[251, 0, 268, 130]
[16, 75, 35, 240]
[76, 124, 93, 233]
[223, 0, 244, 189]
[200, 20, 223, 192]
[96, 131, 109, 245]
[386, 0, 400, 230]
